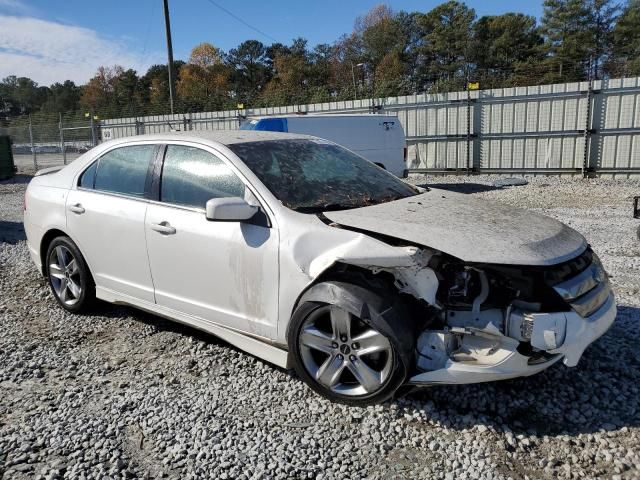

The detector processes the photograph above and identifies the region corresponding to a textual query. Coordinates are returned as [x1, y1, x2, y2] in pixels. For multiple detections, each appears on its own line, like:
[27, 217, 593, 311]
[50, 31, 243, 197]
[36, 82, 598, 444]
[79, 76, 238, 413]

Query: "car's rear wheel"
[46, 236, 95, 313]
[289, 281, 415, 406]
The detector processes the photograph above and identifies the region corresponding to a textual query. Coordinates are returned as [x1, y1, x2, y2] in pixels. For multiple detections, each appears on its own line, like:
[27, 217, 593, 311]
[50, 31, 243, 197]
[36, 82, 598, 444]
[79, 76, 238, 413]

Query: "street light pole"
[163, 0, 176, 114]
[351, 62, 364, 102]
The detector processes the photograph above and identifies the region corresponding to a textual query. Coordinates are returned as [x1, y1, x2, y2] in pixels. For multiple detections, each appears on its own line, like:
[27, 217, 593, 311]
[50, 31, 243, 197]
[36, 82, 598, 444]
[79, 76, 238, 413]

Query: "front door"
[144, 144, 279, 340]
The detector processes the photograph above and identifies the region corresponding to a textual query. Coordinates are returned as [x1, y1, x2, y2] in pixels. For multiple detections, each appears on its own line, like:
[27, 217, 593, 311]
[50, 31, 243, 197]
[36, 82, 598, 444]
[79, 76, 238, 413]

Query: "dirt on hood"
[323, 189, 587, 266]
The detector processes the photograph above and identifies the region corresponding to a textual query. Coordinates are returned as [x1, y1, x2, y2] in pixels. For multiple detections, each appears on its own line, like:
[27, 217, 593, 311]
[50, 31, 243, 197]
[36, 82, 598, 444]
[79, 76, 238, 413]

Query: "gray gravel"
[1, 173, 639, 479]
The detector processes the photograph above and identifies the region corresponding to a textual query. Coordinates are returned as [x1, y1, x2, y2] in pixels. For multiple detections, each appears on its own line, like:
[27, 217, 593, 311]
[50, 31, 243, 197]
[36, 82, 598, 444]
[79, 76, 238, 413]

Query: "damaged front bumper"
[408, 292, 616, 386]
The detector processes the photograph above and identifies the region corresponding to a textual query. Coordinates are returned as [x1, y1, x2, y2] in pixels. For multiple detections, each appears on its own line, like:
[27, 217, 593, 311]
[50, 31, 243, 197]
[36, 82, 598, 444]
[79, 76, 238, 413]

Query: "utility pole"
[163, 0, 176, 114]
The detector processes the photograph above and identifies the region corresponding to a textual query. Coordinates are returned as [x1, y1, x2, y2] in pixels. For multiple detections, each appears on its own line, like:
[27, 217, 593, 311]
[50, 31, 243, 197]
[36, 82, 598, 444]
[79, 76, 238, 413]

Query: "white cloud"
[0, 15, 164, 86]
[0, 0, 30, 12]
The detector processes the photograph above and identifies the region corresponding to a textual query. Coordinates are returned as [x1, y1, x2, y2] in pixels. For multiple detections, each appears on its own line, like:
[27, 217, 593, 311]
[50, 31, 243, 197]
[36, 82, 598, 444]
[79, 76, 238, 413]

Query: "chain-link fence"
[2, 113, 97, 171]
[2, 76, 640, 177]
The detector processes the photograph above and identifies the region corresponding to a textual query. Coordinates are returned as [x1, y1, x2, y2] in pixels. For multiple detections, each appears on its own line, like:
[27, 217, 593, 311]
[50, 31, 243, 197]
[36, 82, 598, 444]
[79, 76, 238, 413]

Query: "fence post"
[582, 61, 595, 178]
[466, 87, 471, 175]
[59, 112, 67, 165]
[136, 119, 145, 135]
[473, 91, 483, 173]
[89, 112, 97, 146]
[28, 114, 37, 170]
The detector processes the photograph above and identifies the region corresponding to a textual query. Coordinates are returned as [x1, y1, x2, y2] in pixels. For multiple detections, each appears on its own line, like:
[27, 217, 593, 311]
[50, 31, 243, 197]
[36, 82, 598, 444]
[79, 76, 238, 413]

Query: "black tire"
[288, 281, 415, 406]
[45, 236, 95, 313]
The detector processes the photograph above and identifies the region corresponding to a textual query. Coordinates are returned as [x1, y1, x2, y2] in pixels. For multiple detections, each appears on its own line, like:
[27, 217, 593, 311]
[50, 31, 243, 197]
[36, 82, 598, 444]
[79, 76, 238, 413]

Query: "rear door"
[144, 143, 279, 340]
[66, 144, 157, 302]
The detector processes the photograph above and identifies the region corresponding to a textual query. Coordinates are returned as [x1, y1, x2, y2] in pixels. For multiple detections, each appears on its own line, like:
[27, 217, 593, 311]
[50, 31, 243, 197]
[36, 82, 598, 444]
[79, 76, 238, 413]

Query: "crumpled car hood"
[323, 189, 587, 266]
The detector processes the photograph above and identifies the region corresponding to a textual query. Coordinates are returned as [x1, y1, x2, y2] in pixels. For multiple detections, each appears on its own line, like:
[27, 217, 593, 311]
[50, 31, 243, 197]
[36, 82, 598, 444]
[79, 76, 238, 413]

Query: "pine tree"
[588, 0, 620, 79]
[607, 0, 640, 76]
[541, 0, 593, 82]
[417, 1, 476, 92]
[473, 13, 544, 87]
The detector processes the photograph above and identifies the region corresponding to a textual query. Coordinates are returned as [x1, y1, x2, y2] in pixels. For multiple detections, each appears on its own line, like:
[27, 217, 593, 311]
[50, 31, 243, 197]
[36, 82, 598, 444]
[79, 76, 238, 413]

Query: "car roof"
[107, 129, 313, 146]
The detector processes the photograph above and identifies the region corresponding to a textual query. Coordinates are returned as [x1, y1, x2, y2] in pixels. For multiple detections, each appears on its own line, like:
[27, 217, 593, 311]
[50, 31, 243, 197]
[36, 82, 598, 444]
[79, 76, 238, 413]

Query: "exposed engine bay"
[372, 246, 615, 385]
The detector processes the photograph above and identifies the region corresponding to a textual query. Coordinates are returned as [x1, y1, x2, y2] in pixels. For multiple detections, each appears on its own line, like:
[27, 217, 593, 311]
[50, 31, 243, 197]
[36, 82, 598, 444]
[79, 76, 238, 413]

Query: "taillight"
[403, 146, 408, 160]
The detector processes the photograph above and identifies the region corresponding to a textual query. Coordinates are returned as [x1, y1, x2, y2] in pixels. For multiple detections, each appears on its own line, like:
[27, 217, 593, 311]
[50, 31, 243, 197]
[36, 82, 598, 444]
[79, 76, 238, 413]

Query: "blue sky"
[0, 0, 544, 85]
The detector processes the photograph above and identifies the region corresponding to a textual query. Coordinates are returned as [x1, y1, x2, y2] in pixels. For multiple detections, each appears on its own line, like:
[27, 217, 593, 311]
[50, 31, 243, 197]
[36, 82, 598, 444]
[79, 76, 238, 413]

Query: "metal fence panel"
[4, 76, 640, 176]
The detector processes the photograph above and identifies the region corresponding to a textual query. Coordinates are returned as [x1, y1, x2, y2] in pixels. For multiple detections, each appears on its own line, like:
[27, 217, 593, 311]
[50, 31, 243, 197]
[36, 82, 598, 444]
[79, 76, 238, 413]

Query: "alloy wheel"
[48, 245, 82, 306]
[298, 305, 393, 397]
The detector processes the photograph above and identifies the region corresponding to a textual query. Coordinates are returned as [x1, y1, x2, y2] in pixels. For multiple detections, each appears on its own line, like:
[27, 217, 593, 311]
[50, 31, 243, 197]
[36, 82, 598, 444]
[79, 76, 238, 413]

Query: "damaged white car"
[24, 131, 616, 406]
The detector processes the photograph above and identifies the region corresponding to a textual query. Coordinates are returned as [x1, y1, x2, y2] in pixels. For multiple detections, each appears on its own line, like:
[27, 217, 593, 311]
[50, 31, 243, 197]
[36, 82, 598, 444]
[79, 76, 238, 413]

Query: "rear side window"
[160, 145, 245, 208]
[79, 161, 98, 189]
[93, 145, 155, 197]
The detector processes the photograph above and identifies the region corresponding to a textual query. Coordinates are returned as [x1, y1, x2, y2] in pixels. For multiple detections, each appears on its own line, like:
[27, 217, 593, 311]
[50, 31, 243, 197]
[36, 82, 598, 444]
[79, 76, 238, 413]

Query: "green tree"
[418, 1, 476, 92]
[374, 52, 405, 97]
[588, 0, 620, 78]
[39, 81, 81, 114]
[260, 38, 312, 106]
[0, 76, 47, 117]
[606, 0, 640, 76]
[113, 68, 145, 115]
[332, 33, 365, 99]
[540, 0, 600, 82]
[305, 44, 334, 102]
[473, 13, 544, 87]
[356, 5, 404, 67]
[354, 5, 412, 97]
[140, 61, 185, 114]
[396, 11, 425, 92]
[80, 66, 149, 117]
[226, 40, 270, 106]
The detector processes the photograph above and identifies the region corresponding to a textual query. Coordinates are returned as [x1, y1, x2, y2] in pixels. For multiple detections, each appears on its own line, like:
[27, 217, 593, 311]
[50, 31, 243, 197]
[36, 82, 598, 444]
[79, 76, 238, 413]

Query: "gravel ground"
[1, 172, 639, 480]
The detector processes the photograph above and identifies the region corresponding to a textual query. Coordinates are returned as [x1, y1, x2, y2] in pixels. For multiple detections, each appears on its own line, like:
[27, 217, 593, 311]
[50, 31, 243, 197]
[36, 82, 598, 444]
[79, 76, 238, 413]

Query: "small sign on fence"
[102, 128, 113, 141]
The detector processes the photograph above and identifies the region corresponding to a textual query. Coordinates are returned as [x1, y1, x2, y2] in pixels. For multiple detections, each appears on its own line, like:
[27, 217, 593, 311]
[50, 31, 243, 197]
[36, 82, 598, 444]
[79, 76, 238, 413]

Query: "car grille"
[550, 251, 611, 318]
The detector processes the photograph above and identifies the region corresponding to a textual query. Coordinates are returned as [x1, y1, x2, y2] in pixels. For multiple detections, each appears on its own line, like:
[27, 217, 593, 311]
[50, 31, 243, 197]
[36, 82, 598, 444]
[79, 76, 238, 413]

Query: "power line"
[202, 0, 279, 43]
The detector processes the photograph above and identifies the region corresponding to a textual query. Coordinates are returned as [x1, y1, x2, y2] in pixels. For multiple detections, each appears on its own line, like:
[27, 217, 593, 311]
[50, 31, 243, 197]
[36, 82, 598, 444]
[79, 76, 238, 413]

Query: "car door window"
[79, 161, 98, 189]
[160, 145, 245, 209]
[93, 145, 155, 197]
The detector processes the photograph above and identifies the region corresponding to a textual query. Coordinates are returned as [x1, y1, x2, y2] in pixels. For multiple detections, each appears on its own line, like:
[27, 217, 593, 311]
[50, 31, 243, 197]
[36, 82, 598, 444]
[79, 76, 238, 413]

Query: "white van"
[240, 114, 408, 177]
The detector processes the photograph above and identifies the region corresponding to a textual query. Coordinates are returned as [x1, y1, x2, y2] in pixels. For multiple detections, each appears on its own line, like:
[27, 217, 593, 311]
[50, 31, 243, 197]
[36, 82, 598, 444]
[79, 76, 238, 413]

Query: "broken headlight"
[439, 264, 482, 308]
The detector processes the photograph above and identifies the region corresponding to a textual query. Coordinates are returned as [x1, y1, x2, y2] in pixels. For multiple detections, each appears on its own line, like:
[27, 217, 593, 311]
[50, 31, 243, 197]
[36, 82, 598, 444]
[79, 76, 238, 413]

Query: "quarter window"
[93, 145, 155, 197]
[79, 161, 98, 189]
[160, 145, 245, 208]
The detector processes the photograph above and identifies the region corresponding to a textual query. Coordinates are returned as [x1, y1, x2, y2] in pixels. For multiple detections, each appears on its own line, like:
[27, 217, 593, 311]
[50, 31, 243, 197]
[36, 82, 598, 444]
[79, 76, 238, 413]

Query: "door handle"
[150, 221, 176, 235]
[69, 203, 85, 214]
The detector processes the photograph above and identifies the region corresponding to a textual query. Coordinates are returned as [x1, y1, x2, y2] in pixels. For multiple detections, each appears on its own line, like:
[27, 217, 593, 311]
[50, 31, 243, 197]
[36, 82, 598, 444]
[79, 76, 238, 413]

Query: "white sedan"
[24, 131, 616, 405]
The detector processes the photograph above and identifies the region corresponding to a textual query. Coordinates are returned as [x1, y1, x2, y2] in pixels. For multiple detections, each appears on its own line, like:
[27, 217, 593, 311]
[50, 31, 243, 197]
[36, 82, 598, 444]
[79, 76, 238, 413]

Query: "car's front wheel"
[288, 281, 415, 406]
[46, 236, 95, 313]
